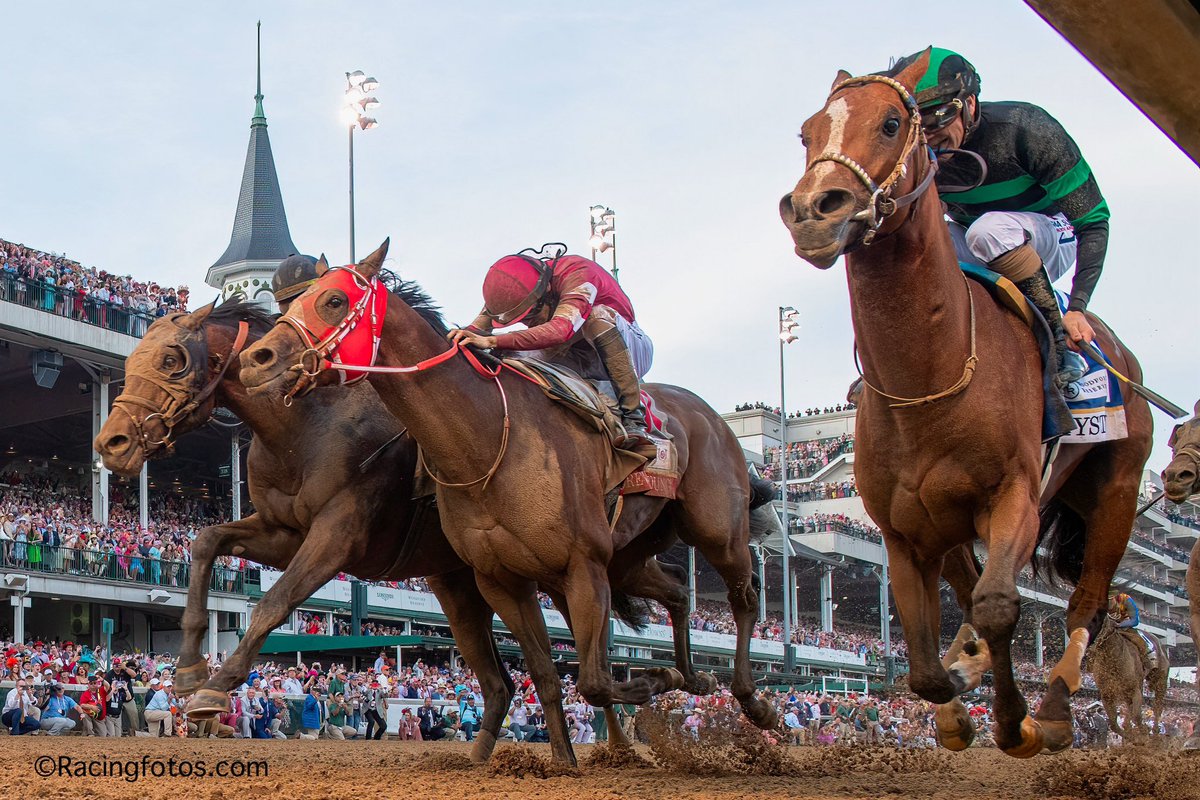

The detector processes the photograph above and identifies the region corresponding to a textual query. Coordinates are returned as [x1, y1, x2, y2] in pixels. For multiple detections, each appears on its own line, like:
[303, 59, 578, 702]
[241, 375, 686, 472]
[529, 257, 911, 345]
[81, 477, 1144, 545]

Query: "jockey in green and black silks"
[887, 47, 1108, 400]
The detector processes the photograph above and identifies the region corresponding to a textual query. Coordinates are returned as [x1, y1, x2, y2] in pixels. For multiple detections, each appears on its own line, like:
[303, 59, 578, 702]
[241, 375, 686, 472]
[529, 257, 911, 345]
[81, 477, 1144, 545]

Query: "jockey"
[1109, 592, 1155, 674]
[891, 47, 1104, 399]
[447, 247, 658, 459]
[271, 254, 320, 313]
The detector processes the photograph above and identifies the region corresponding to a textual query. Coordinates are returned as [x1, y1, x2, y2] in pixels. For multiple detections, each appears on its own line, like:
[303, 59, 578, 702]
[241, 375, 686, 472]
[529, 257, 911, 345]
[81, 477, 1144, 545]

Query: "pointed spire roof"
[210, 21, 298, 272]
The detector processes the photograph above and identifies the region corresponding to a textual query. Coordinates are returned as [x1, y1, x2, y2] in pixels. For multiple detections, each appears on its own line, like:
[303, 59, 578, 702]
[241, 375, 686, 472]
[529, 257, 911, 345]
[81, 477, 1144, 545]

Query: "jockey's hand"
[1061, 310, 1096, 352]
[447, 329, 496, 350]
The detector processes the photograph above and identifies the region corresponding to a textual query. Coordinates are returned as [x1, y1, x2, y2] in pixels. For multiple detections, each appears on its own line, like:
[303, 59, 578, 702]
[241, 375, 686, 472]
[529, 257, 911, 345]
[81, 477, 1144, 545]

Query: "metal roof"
[210, 33, 298, 270]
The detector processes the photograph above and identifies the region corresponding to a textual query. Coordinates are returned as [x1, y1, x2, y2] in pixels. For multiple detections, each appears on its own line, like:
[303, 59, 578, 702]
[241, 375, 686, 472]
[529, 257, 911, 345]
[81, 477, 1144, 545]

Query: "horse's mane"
[380, 270, 450, 336]
[209, 299, 279, 335]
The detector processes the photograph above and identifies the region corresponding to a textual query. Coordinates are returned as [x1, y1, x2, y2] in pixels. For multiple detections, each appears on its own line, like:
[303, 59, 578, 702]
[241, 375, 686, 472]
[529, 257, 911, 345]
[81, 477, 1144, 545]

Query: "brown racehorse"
[238, 243, 779, 765]
[96, 297, 717, 764]
[1086, 616, 1169, 744]
[779, 50, 1153, 756]
[1160, 399, 1200, 750]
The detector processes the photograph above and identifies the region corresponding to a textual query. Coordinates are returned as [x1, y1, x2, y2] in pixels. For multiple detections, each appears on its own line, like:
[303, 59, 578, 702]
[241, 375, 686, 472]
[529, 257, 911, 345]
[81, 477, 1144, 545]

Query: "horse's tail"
[749, 475, 776, 510]
[1034, 498, 1087, 586]
[611, 590, 650, 633]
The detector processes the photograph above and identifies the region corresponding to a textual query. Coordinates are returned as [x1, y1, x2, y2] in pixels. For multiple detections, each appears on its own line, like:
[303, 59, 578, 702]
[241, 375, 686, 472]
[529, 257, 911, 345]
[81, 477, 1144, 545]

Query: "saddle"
[501, 356, 680, 498]
[959, 263, 1127, 445]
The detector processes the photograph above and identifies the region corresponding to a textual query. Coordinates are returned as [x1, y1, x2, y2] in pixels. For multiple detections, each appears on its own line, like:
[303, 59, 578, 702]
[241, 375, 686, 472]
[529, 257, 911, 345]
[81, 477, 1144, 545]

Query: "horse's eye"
[882, 117, 901, 137]
[163, 355, 177, 369]
[327, 296, 343, 309]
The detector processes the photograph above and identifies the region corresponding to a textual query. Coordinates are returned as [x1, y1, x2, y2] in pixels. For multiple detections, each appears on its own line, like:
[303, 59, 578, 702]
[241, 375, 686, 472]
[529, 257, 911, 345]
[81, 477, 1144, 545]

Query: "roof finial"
[252, 20, 266, 125]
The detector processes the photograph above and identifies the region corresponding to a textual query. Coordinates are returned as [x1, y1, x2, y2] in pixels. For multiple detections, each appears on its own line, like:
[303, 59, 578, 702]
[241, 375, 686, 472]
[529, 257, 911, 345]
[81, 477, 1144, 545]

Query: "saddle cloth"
[501, 356, 680, 498]
[958, 263, 1127, 444]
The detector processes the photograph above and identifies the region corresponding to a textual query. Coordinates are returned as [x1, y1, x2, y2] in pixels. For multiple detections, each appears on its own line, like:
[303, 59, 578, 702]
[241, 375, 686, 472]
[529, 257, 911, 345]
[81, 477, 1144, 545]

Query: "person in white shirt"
[240, 688, 266, 739]
[281, 667, 304, 696]
[2, 679, 40, 735]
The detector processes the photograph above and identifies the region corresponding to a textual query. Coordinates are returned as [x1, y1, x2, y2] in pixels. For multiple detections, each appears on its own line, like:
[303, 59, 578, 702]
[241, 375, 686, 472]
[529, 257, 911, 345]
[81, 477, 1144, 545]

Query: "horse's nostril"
[814, 189, 854, 217]
[250, 347, 274, 367]
[105, 434, 129, 453]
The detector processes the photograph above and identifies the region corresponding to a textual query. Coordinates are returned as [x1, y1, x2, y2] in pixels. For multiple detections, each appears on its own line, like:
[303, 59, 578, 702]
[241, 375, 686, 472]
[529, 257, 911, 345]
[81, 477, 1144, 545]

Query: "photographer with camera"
[39, 681, 78, 735]
[2, 678, 40, 735]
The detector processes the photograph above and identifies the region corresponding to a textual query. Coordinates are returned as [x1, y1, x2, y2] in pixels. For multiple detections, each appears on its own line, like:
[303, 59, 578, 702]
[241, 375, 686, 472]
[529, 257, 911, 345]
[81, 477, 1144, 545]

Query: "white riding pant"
[948, 211, 1077, 283]
[612, 313, 654, 378]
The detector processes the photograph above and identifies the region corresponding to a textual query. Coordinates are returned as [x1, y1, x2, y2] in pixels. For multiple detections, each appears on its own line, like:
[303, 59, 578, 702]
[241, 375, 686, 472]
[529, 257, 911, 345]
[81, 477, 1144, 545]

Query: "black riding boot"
[593, 327, 659, 461]
[1014, 270, 1079, 437]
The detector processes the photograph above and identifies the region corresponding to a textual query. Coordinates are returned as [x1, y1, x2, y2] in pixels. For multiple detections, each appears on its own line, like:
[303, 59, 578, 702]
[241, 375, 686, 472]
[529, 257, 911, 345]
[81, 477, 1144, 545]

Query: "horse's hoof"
[685, 671, 719, 696]
[1001, 716, 1044, 759]
[1038, 718, 1074, 754]
[470, 730, 498, 763]
[185, 689, 230, 720]
[173, 661, 210, 697]
[744, 697, 777, 730]
[934, 702, 975, 751]
[644, 667, 685, 692]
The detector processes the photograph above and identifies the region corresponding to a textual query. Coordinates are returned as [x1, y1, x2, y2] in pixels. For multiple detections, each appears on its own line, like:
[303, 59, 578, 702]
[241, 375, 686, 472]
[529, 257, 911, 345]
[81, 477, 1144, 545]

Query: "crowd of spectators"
[0, 238, 190, 337]
[764, 434, 856, 482]
[685, 600, 909, 659]
[0, 472, 241, 589]
[731, 402, 856, 417]
[791, 512, 883, 544]
[784, 479, 858, 503]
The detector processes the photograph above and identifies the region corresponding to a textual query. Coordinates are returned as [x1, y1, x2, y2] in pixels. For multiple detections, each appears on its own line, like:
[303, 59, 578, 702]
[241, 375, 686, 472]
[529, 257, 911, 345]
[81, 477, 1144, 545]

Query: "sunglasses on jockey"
[920, 97, 965, 132]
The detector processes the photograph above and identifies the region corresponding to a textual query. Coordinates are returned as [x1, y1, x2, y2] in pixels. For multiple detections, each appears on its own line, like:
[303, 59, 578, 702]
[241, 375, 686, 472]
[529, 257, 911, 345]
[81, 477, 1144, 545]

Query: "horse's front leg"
[971, 487, 1042, 758]
[184, 512, 351, 718]
[176, 516, 299, 696]
[427, 569, 514, 763]
[884, 536, 976, 750]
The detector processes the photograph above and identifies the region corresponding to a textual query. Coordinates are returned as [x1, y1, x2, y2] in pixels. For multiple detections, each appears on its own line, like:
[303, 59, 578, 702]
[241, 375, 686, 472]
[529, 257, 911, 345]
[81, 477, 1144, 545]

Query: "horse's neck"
[371, 298, 503, 478]
[847, 191, 972, 406]
[210, 327, 294, 452]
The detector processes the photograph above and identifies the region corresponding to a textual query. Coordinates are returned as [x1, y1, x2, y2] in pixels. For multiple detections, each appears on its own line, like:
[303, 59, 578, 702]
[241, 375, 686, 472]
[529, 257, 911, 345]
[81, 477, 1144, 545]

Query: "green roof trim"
[258, 633, 423, 654]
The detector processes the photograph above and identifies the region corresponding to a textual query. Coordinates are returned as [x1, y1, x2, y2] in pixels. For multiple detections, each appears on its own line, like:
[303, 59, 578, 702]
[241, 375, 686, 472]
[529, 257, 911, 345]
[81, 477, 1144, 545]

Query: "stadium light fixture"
[779, 307, 800, 344]
[588, 205, 618, 281]
[344, 69, 381, 263]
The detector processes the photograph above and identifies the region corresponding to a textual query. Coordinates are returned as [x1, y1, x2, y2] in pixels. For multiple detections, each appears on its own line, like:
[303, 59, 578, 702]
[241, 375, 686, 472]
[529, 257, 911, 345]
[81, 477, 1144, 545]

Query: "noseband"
[112, 321, 250, 456]
[808, 74, 938, 245]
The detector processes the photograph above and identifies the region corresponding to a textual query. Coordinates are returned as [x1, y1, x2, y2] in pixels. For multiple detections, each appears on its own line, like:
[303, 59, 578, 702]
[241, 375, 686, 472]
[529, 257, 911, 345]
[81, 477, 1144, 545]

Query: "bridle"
[111, 319, 250, 457]
[808, 74, 938, 246]
[806, 74, 978, 409]
[276, 265, 534, 491]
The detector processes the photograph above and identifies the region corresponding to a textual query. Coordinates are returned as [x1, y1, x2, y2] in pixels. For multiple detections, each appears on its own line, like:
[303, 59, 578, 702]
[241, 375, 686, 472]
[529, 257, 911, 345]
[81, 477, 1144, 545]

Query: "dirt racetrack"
[5, 735, 1200, 800]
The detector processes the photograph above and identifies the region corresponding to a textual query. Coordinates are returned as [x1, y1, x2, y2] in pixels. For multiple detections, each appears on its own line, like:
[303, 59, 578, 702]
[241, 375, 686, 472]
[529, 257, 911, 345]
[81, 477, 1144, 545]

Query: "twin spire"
[209, 20, 298, 276]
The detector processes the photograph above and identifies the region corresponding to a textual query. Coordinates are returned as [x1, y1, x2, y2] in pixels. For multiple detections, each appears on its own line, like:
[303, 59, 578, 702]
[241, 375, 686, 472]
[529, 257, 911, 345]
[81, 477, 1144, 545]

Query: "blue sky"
[2, 1, 1195, 468]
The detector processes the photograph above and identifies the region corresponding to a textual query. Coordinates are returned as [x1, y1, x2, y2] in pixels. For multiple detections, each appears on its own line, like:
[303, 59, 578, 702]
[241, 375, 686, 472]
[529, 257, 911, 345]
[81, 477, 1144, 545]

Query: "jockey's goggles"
[920, 97, 964, 132]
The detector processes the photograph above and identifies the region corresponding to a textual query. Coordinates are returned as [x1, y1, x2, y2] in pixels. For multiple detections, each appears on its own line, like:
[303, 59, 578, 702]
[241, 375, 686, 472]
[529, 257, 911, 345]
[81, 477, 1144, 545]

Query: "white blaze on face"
[813, 97, 850, 179]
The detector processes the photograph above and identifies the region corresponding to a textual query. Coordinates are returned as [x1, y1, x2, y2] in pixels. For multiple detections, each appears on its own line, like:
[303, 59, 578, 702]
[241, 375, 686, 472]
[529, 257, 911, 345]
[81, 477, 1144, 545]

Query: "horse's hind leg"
[680, 511, 776, 730]
[427, 569, 514, 763]
[614, 556, 717, 696]
[1038, 448, 1146, 752]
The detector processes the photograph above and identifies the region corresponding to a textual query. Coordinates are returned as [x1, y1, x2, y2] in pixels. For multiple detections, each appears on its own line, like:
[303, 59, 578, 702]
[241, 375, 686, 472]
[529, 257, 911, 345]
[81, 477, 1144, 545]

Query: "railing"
[0, 543, 242, 593]
[1114, 567, 1188, 599]
[1128, 532, 1191, 562]
[790, 518, 883, 545]
[0, 273, 156, 338]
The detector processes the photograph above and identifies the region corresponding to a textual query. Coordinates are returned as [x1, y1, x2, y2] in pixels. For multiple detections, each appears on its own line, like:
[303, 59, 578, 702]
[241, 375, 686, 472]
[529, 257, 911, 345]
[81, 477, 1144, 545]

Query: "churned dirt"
[3, 734, 1198, 799]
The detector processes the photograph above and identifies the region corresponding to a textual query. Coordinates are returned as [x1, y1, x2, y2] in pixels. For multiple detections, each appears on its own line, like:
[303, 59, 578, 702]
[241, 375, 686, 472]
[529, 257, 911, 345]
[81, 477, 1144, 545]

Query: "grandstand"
[723, 404, 1198, 671]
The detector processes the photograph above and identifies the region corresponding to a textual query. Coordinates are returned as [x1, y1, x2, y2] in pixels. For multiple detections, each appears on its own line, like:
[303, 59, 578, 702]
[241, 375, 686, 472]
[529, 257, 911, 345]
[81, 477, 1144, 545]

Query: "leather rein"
[812, 73, 978, 408]
[809, 74, 938, 246]
[112, 320, 251, 456]
[279, 265, 525, 491]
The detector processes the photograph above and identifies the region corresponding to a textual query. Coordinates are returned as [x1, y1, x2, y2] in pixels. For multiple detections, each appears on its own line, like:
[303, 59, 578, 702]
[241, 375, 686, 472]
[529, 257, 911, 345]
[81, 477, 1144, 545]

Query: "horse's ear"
[315, 254, 329, 277]
[830, 69, 852, 93]
[180, 301, 216, 330]
[893, 47, 932, 93]
[1193, 398, 1200, 418]
[358, 238, 390, 278]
